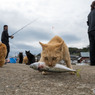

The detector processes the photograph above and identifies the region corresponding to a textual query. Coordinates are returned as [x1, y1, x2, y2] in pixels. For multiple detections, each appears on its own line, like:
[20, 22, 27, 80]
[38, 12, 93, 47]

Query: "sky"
[0, 0, 93, 56]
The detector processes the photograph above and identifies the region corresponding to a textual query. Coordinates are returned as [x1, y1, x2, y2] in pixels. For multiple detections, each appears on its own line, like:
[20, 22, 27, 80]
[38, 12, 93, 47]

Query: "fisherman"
[87, 1, 95, 66]
[1, 19, 38, 62]
[1, 25, 14, 61]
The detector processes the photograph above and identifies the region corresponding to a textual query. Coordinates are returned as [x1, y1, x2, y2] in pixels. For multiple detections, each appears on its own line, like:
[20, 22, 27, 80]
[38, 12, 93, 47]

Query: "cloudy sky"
[0, 0, 92, 56]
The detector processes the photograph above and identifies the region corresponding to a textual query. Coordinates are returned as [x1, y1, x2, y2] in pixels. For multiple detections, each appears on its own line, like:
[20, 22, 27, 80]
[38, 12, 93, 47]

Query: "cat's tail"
[0, 42, 2, 46]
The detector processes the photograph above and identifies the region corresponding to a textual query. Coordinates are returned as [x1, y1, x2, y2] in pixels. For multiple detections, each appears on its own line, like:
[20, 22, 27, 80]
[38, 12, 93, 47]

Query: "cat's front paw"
[42, 71, 48, 75]
[70, 71, 76, 75]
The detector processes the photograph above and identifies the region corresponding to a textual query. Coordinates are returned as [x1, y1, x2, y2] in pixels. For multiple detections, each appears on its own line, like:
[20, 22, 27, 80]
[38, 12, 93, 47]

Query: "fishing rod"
[11, 18, 39, 36]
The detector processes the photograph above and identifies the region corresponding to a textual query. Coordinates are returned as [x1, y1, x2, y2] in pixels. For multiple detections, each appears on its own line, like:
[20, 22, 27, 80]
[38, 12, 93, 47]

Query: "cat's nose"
[48, 64, 54, 67]
[49, 64, 52, 66]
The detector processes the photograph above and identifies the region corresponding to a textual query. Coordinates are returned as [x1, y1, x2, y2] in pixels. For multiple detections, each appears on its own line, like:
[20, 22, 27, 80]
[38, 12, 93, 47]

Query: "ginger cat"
[23, 56, 28, 64]
[0, 42, 7, 67]
[39, 36, 72, 70]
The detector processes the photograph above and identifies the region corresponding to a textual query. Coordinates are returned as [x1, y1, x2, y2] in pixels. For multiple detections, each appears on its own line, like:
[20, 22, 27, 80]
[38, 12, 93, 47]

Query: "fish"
[30, 62, 76, 73]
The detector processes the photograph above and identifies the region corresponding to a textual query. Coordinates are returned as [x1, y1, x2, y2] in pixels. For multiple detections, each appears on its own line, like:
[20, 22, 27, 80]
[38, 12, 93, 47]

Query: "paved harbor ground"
[0, 63, 95, 95]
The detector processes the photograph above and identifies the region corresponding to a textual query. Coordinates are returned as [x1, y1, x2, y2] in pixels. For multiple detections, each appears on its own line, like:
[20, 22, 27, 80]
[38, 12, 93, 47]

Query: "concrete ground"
[0, 63, 95, 95]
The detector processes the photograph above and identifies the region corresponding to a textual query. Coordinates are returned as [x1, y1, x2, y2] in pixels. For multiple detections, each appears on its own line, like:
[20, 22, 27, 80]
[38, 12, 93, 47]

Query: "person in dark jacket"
[87, 1, 95, 66]
[1, 25, 14, 59]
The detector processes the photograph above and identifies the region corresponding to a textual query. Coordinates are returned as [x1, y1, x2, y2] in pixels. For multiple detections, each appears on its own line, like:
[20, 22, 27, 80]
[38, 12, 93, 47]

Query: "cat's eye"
[44, 57, 48, 60]
[52, 57, 57, 60]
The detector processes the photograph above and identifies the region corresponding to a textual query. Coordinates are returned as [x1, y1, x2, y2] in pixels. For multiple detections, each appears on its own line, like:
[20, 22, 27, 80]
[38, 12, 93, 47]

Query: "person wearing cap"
[1, 25, 14, 59]
[87, 1, 95, 66]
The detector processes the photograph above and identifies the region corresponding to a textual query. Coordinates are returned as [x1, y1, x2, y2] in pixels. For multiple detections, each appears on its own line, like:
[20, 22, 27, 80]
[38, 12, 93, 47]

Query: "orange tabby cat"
[23, 56, 28, 64]
[39, 36, 72, 70]
[0, 42, 7, 67]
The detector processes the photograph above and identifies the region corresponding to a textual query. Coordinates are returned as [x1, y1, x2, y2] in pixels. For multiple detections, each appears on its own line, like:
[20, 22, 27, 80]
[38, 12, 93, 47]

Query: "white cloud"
[0, 0, 92, 55]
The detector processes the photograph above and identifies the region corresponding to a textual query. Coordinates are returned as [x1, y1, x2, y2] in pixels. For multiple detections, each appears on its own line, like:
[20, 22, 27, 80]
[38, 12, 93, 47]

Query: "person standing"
[87, 1, 95, 66]
[1, 25, 14, 59]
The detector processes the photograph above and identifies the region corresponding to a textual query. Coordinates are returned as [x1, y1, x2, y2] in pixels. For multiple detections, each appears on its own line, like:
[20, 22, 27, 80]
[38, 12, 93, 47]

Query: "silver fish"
[30, 62, 76, 73]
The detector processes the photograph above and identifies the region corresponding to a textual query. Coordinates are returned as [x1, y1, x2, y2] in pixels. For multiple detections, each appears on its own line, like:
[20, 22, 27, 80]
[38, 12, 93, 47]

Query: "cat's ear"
[55, 42, 63, 51]
[39, 42, 47, 50]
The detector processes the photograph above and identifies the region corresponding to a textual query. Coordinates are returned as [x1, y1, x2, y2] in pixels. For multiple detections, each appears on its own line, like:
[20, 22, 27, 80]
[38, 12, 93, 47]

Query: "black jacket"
[87, 9, 95, 32]
[1, 30, 11, 46]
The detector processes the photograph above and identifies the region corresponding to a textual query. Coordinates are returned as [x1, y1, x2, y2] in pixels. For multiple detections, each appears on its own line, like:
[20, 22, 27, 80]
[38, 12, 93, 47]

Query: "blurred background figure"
[1, 25, 14, 62]
[87, 1, 95, 66]
[18, 52, 23, 63]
